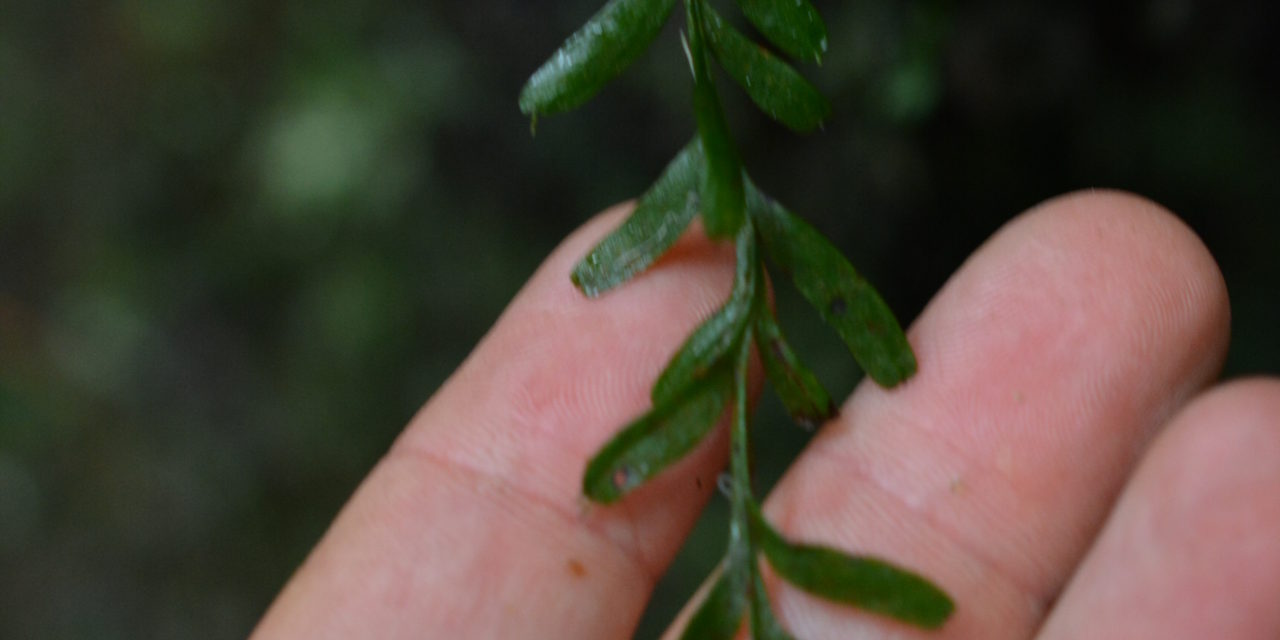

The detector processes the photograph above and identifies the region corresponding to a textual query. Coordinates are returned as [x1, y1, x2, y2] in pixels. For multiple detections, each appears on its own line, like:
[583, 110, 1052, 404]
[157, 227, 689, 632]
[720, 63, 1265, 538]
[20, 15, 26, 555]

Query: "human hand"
[251, 191, 1280, 639]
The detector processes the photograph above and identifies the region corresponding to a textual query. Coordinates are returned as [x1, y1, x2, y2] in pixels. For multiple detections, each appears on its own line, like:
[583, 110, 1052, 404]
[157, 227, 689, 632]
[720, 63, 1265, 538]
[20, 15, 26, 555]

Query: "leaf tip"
[791, 401, 837, 431]
[583, 464, 632, 505]
[915, 591, 956, 629]
[569, 266, 597, 297]
[873, 348, 918, 388]
[517, 80, 539, 113]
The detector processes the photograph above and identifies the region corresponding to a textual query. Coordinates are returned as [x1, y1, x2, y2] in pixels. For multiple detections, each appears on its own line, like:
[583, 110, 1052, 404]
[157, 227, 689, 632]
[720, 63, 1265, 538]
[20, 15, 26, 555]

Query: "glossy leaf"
[681, 568, 746, 640]
[520, 0, 676, 117]
[735, 0, 829, 65]
[653, 221, 756, 404]
[747, 180, 917, 387]
[583, 367, 733, 503]
[572, 141, 704, 297]
[750, 503, 954, 629]
[702, 5, 830, 133]
[752, 292, 835, 429]
[688, 0, 744, 238]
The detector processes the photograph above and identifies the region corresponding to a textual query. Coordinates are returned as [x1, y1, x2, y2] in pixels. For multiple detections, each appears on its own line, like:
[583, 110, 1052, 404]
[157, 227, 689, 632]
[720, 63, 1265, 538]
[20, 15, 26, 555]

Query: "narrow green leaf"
[572, 141, 704, 297]
[583, 367, 732, 503]
[519, 0, 676, 117]
[688, 0, 744, 238]
[702, 5, 830, 133]
[653, 221, 756, 404]
[751, 289, 835, 429]
[681, 569, 746, 640]
[749, 503, 955, 629]
[735, 0, 829, 65]
[746, 180, 917, 387]
[749, 566, 796, 640]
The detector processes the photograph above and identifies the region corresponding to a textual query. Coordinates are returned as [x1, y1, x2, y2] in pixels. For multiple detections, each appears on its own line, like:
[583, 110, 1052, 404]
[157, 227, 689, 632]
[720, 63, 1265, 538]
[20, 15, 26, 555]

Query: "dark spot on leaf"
[696, 475, 704, 490]
[828, 296, 847, 315]
[567, 558, 587, 578]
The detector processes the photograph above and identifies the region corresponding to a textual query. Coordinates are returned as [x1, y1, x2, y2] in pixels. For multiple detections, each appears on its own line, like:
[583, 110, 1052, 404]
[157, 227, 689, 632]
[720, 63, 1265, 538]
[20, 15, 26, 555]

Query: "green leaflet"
[571, 141, 704, 297]
[681, 568, 746, 640]
[583, 366, 732, 504]
[527, 0, 950, 632]
[653, 221, 756, 404]
[688, 0, 745, 239]
[702, 5, 830, 133]
[749, 503, 955, 629]
[519, 0, 676, 117]
[752, 288, 835, 429]
[735, 0, 829, 65]
[747, 180, 917, 387]
[749, 567, 796, 640]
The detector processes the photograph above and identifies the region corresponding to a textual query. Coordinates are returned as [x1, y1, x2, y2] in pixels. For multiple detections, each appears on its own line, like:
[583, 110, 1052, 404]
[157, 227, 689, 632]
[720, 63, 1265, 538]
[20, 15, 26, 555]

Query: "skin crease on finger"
[668, 190, 1231, 640]
[254, 204, 760, 639]
[255, 191, 1235, 640]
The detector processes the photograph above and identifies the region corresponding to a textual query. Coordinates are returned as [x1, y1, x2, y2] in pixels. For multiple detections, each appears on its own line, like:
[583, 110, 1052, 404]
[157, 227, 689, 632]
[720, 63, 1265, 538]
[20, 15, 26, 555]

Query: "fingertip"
[1026, 189, 1230, 340]
[1038, 376, 1280, 639]
[1028, 188, 1231, 388]
[1149, 376, 1280, 485]
[909, 188, 1230, 423]
[756, 189, 1237, 638]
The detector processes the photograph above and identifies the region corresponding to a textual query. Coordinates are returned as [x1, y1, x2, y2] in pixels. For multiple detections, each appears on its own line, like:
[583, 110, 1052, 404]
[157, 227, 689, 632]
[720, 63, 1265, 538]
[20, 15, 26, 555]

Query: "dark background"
[0, 0, 1276, 637]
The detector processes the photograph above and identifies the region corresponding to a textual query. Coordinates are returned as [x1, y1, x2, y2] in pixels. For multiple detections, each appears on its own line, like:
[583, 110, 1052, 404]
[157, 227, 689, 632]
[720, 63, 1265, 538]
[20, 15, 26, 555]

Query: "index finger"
[252, 204, 751, 639]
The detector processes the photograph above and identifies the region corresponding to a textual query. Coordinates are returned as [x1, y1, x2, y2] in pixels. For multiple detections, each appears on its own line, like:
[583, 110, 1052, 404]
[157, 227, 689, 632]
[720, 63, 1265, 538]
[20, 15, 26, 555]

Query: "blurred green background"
[0, 0, 1276, 637]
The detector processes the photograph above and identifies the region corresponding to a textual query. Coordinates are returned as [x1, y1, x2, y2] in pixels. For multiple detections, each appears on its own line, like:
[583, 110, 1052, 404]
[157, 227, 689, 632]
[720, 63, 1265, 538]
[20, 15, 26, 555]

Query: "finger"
[1036, 378, 1280, 639]
[253, 204, 751, 639]
[752, 191, 1230, 638]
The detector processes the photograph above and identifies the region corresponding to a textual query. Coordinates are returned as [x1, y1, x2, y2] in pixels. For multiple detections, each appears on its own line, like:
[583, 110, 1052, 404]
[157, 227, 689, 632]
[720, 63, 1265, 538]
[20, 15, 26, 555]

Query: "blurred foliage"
[0, 0, 1276, 637]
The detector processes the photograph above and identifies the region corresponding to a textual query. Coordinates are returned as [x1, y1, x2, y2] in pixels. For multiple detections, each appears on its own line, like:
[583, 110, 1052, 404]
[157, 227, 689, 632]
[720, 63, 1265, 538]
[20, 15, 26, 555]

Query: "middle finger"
[759, 192, 1230, 638]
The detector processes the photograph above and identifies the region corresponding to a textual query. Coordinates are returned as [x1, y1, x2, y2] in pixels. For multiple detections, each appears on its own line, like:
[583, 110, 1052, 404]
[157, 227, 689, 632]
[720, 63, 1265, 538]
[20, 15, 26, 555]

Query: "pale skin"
[253, 191, 1280, 639]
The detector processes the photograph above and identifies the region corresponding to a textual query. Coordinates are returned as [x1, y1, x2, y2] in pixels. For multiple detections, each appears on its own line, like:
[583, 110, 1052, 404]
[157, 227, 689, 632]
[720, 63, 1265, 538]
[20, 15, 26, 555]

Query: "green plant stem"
[728, 322, 754, 551]
[730, 294, 767, 632]
[685, 0, 744, 238]
[525, 0, 954, 632]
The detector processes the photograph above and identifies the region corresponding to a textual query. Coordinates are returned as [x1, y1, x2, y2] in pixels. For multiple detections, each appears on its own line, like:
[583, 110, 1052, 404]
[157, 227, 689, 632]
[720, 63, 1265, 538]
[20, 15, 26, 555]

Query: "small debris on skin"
[567, 558, 587, 578]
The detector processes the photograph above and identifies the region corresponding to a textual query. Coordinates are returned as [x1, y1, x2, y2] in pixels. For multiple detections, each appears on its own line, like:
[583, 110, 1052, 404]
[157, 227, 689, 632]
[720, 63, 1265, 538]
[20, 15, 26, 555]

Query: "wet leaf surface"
[520, 0, 677, 117]
[703, 5, 830, 132]
[571, 141, 704, 297]
[747, 179, 917, 387]
[735, 0, 829, 64]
